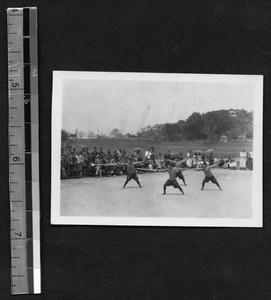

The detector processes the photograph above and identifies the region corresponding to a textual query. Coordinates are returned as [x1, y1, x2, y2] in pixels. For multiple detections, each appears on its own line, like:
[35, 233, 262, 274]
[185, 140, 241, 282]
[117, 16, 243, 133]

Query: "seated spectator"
[229, 159, 238, 170]
[136, 153, 143, 162]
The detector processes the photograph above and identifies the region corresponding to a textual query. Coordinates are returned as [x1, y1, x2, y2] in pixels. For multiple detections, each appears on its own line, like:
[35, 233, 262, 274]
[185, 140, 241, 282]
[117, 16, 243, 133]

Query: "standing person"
[123, 159, 142, 188]
[150, 146, 156, 161]
[99, 147, 104, 157]
[90, 147, 99, 163]
[163, 163, 185, 195]
[145, 148, 151, 159]
[76, 151, 84, 178]
[94, 155, 102, 177]
[186, 150, 192, 168]
[156, 152, 164, 169]
[246, 153, 253, 170]
[107, 149, 112, 160]
[165, 157, 188, 185]
[67, 151, 77, 177]
[82, 148, 90, 176]
[209, 153, 214, 165]
[239, 149, 247, 170]
[197, 162, 222, 190]
[164, 150, 171, 167]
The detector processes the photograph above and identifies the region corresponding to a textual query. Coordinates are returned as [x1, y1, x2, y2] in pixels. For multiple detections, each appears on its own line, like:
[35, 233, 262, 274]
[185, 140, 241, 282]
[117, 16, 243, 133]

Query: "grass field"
[60, 168, 252, 220]
[65, 139, 253, 159]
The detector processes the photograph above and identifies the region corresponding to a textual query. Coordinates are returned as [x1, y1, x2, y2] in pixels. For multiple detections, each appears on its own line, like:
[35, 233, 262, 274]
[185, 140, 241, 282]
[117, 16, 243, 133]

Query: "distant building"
[220, 135, 228, 143]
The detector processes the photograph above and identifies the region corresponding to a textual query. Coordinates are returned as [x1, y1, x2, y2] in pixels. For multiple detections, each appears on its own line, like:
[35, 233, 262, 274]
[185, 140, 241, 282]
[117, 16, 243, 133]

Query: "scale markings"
[8, 7, 40, 295]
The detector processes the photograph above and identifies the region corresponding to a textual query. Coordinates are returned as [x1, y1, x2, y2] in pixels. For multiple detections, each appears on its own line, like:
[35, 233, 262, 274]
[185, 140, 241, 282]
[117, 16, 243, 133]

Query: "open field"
[65, 139, 253, 159]
[60, 169, 252, 219]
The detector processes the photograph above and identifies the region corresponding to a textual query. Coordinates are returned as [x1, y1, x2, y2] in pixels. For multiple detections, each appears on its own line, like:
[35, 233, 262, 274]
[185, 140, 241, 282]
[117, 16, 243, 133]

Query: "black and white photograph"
[51, 71, 262, 226]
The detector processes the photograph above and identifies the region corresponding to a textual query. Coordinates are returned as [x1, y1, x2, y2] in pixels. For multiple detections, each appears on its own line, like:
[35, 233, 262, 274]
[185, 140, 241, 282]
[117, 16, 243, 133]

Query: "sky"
[61, 78, 254, 135]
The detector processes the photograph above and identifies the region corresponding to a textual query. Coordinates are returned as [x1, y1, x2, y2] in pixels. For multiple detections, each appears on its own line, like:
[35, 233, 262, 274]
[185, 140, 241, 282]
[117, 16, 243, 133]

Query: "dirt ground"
[60, 169, 252, 219]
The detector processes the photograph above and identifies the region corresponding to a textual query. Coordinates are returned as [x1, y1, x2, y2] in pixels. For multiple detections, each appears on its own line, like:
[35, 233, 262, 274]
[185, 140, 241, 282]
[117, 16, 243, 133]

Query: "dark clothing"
[246, 157, 253, 170]
[176, 171, 184, 180]
[127, 163, 136, 174]
[126, 172, 138, 181]
[203, 175, 218, 184]
[164, 179, 181, 189]
[90, 151, 98, 162]
[164, 154, 171, 160]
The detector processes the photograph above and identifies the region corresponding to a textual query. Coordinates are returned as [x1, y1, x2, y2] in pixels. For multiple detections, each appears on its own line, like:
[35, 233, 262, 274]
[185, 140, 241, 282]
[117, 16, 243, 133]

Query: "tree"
[246, 131, 253, 138]
[87, 131, 95, 139]
[109, 128, 123, 139]
[163, 123, 185, 141]
[184, 112, 206, 141]
[61, 129, 69, 142]
[77, 130, 85, 139]
[203, 110, 233, 141]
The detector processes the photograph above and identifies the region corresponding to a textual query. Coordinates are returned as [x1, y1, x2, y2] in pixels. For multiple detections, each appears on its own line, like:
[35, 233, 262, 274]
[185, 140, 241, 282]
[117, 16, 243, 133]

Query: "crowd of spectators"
[60, 145, 253, 179]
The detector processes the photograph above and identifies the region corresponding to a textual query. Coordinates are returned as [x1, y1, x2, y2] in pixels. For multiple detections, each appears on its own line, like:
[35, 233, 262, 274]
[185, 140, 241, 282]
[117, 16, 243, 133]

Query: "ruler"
[7, 7, 41, 294]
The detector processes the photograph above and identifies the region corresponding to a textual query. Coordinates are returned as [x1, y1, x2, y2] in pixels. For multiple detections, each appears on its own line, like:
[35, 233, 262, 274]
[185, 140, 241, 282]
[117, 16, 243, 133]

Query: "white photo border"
[51, 71, 263, 227]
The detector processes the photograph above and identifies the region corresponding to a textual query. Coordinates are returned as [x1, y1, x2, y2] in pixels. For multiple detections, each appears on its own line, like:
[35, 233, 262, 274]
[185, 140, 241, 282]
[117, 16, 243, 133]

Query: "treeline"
[62, 109, 253, 142]
[137, 109, 253, 142]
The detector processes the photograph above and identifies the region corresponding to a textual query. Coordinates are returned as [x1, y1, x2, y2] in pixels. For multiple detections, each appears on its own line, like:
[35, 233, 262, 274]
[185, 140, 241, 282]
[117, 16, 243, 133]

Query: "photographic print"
[51, 71, 262, 226]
